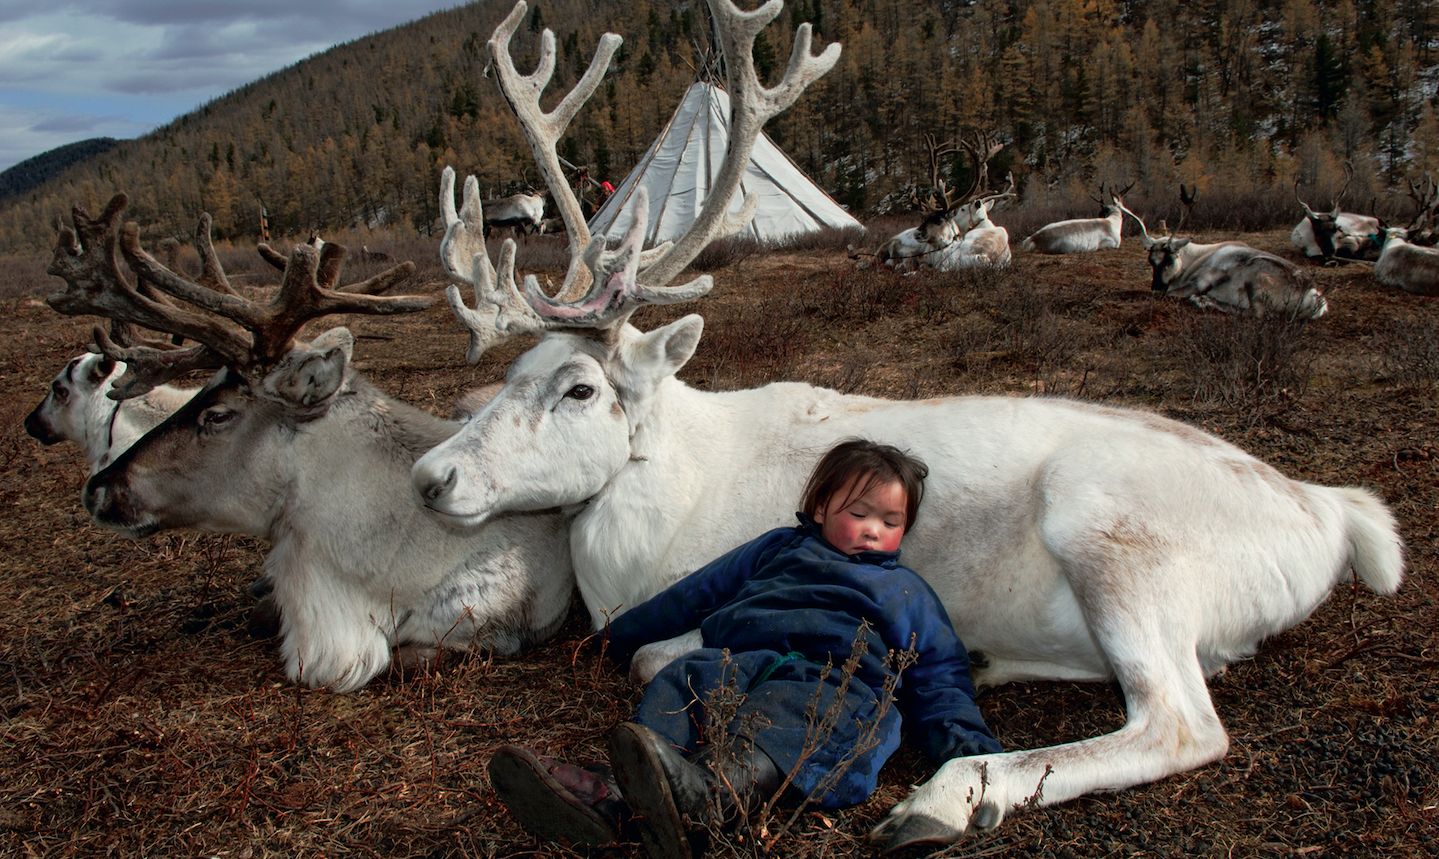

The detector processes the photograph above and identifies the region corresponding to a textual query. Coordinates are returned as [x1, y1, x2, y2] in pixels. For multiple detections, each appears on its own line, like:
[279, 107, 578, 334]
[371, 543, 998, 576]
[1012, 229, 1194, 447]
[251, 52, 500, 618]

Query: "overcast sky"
[0, 0, 465, 173]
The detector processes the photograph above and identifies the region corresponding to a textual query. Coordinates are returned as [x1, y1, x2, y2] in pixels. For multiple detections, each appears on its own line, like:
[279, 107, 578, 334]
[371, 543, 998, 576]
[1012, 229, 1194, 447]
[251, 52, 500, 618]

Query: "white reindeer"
[45, 199, 573, 693]
[25, 353, 194, 473]
[936, 168, 1016, 269]
[1018, 181, 1133, 254]
[411, 1, 1402, 849]
[1291, 166, 1382, 263]
[1374, 227, 1439, 296]
[1120, 197, 1328, 319]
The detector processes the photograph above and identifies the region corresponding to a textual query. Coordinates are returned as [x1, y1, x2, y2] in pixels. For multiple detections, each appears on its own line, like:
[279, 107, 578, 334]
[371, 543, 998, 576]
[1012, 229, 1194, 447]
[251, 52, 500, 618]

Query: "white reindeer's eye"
[564, 384, 595, 401]
[52, 382, 69, 401]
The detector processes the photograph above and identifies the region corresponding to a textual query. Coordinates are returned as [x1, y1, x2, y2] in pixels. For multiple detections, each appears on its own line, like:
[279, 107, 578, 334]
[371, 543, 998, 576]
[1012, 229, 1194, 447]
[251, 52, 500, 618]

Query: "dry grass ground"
[0, 226, 1434, 858]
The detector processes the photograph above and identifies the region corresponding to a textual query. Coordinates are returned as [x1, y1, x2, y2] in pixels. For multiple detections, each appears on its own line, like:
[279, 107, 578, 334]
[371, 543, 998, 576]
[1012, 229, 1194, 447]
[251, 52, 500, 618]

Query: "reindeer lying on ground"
[1291, 165, 1382, 263]
[1121, 194, 1327, 319]
[1019, 181, 1133, 254]
[46, 198, 573, 693]
[410, 1, 1400, 848]
[26, 353, 195, 473]
[932, 166, 1016, 269]
[871, 133, 1012, 271]
[1375, 227, 1439, 296]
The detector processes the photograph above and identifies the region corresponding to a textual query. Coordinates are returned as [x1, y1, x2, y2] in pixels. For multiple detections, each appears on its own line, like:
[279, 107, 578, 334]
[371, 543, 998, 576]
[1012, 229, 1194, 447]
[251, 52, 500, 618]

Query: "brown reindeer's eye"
[565, 384, 595, 401]
[200, 408, 236, 431]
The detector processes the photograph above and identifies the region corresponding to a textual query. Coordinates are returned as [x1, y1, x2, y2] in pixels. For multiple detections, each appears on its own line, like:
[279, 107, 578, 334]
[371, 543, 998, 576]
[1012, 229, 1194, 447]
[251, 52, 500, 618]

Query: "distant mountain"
[0, 0, 1432, 254]
[0, 138, 121, 204]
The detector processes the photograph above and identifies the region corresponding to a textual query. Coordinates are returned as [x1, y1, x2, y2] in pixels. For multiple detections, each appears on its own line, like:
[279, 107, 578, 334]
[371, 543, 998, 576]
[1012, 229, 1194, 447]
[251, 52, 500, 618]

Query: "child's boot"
[487, 744, 628, 847]
[608, 722, 781, 859]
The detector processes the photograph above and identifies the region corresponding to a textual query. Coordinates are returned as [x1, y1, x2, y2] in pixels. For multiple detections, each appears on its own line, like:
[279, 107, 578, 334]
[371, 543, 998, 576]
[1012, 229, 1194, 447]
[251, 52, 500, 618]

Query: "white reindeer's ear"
[261, 326, 354, 412]
[627, 314, 704, 380]
[86, 356, 116, 387]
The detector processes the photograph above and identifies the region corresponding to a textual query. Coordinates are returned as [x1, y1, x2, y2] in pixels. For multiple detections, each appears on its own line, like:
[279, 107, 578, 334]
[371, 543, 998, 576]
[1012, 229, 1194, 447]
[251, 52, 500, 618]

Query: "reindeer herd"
[863, 137, 1439, 311]
[23, 0, 1413, 852]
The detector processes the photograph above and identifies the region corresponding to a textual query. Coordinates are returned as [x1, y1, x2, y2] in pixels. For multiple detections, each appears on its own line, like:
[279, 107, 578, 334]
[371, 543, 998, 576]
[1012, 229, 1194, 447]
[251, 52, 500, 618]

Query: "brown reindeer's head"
[44, 194, 429, 536]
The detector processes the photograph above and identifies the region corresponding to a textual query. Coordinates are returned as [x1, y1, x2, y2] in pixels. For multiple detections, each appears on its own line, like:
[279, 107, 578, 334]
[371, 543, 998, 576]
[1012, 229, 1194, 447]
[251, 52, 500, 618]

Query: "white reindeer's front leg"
[871, 648, 1230, 850]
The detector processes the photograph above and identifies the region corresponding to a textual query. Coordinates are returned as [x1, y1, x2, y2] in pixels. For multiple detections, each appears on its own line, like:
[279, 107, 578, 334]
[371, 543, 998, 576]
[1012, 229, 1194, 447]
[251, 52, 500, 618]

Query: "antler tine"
[527, 188, 712, 330]
[981, 171, 1017, 206]
[191, 213, 243, 296]
[1115, 180, 1136, 200]
[635, 0, 840, 289]
[1293, 174, 1317, 217]
[1176, 185, 1196, 233]
[1335, 161, 1354, 209]
[489, 0, 622, 301]
[1089, 182, 1105, 204]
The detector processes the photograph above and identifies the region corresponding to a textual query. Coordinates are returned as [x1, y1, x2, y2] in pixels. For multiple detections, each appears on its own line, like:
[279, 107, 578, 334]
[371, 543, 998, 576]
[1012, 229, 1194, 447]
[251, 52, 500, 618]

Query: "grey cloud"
[31, 112, 124, 132]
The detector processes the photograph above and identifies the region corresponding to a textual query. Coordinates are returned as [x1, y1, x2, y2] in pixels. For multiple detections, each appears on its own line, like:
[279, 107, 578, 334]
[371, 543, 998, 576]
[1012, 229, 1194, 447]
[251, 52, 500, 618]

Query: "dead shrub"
[949, 271, 1104, 394]
[691, 297, 811, 390]
[793, 266, 913, 326]
[689, 235, 767, 271]
[778, 226, 870, 253]
[1170, 311, 1317, 409]
[1368, 316, 1439, 390]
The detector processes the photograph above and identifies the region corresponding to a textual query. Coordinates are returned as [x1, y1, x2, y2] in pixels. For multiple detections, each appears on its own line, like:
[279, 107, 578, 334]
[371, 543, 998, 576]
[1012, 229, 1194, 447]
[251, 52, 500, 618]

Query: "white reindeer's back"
[598, 389, 1401, 679]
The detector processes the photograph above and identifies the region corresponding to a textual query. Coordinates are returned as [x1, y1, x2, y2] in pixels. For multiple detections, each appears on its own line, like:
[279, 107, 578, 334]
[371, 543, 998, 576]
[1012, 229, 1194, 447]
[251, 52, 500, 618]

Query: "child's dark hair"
[801, 439, 929, 529]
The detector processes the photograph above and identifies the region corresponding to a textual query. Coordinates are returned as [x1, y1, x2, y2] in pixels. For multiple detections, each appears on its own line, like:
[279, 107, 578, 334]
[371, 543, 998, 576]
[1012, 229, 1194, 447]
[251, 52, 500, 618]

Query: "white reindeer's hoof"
[394, 644, 441, 673]
[868, 814, 962, 852]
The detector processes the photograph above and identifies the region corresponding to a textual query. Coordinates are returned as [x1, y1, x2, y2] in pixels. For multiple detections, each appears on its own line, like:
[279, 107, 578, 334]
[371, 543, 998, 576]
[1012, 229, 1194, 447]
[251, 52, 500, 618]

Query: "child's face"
[813, 476, 908, 555]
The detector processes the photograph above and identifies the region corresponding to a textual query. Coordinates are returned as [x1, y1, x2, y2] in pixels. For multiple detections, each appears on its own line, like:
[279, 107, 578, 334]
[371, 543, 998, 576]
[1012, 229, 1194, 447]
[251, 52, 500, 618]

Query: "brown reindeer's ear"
[261, 327, 354, 412]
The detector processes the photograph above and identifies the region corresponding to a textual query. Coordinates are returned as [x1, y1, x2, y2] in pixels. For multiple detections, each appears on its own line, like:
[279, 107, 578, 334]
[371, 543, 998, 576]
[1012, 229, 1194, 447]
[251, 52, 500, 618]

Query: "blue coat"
[608, 515, 1000, 794]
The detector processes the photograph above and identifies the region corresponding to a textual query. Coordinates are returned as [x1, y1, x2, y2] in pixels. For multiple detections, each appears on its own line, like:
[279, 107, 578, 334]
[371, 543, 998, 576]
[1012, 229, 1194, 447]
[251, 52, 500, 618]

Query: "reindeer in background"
[411, 0, 1398, 849]
[1019, 181, 1133, 254]
[1291, 164, 1383, 263]
[1121, 189, 1327, 319]
[871, 132, 1012, 271]
[1374, 182, 1439, 295]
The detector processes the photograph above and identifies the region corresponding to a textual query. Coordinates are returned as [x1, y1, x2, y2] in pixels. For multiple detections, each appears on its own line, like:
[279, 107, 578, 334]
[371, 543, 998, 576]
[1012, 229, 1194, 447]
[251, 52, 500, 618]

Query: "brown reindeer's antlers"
[954, 131, 1004, 210]
[47, 194, 428, 398]
[920, 133, 961, 214]
[444, 0, 840, 356]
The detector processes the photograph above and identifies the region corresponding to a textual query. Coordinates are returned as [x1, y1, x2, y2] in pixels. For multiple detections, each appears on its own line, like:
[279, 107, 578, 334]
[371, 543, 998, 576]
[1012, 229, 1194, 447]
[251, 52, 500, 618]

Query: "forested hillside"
[2, 0, 1436, 253]
[0, 138, 120, 205]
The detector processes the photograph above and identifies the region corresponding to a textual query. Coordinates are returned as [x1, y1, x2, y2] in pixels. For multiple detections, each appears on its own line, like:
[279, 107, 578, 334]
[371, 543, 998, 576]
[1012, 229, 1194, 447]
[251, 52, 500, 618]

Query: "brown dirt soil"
[0, 231, 1435, 858]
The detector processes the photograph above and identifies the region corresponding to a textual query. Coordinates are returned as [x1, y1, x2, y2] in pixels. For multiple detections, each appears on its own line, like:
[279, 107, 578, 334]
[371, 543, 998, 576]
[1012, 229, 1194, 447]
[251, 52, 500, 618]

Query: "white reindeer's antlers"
[440, 167, 547, 364]
[638, 0, 840, 288]
[524, 189, 714, 327]
[441, 0, 840, 359]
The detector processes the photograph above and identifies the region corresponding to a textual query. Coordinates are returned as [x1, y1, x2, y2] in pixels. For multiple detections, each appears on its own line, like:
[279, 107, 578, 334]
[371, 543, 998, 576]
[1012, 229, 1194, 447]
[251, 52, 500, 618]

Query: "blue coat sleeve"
[884, 579, 1003, 762]
[605, 527, 796, 665]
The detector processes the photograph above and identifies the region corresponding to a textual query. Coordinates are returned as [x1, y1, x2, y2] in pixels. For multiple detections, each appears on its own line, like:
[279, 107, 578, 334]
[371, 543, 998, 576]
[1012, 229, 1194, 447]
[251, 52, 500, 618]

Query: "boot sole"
[609, 724, 694, 859]
[487, 745, 618, 847]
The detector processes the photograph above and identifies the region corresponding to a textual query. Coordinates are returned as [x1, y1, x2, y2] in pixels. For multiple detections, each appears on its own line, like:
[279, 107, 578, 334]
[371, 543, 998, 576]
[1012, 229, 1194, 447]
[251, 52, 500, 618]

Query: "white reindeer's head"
[25, 353, 119, 448]
[412, 0, 839, 526]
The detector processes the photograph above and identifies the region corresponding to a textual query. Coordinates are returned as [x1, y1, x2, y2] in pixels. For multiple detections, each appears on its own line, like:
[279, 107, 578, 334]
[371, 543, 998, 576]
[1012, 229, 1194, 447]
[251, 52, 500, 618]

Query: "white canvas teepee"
[588, 82, 860, 245]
